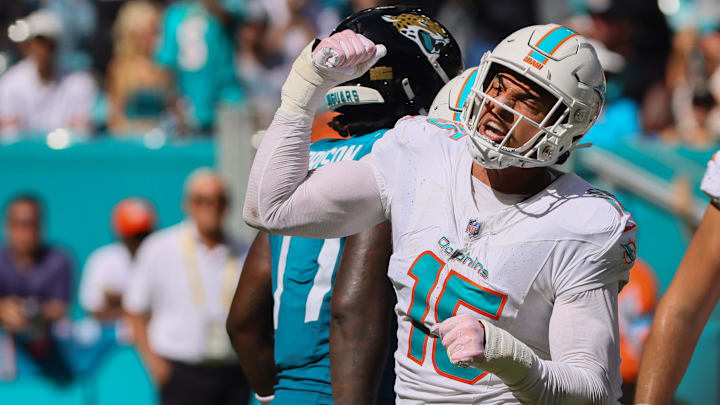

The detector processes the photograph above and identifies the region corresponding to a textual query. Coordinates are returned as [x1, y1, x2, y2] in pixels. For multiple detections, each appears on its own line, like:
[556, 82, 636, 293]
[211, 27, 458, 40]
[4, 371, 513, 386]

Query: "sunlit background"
[0, 0, 719, 403]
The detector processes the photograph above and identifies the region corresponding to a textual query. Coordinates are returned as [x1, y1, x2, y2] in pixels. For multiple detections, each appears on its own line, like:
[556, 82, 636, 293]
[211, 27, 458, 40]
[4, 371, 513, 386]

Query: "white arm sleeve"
[243, 109, 386, 238]
[244, 39, 390, 238]
[479, 284, 621, 405]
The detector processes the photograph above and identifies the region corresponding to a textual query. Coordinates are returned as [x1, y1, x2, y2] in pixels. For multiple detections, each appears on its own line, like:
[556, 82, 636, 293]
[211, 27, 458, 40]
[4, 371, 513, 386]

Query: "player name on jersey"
[308, 144, 364, 170]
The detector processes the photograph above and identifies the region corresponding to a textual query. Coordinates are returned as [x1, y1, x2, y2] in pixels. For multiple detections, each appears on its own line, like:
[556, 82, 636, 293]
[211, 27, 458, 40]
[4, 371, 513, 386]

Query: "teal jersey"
[155, 1, 244, 129]
[270, 129, 387, 399]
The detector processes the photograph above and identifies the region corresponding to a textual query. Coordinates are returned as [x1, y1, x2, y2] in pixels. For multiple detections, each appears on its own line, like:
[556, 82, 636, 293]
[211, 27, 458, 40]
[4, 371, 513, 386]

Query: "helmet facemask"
[460, 57, 576, 169]
[459, 24, 606, 170]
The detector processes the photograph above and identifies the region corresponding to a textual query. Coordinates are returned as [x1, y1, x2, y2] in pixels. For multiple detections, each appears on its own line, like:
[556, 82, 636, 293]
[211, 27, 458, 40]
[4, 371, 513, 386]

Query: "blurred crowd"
[0, 0, 387, 140]
[0, 169, 253, 404]
[0, 0, 715, 147]
[573, 0, 720, 150]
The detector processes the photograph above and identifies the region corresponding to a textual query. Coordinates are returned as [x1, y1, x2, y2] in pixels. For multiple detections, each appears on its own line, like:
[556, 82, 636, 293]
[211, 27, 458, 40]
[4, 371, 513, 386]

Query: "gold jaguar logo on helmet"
[382, 13, 450, 56]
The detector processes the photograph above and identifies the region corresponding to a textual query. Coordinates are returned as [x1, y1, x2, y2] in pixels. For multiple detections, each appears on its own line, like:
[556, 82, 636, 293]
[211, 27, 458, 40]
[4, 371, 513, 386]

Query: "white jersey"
[701, 151, 720, 199]
[369, 116, 637, 403]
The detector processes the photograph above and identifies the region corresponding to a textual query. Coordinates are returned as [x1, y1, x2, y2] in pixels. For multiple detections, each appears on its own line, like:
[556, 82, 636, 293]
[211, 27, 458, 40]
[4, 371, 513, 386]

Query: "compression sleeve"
[479, 285, 621, 405]
[243, 109, 386, 238]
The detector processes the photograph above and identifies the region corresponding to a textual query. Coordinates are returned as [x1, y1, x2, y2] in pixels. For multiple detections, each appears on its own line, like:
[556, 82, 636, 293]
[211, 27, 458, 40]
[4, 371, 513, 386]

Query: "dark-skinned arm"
[330, 221, 393, 404]
[226, 232, 276, 397]
[635, 204, 720, 404]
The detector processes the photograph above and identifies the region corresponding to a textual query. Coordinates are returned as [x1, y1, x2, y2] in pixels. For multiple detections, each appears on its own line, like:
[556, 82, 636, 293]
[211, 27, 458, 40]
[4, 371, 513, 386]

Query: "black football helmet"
[324, 6, 464, 117]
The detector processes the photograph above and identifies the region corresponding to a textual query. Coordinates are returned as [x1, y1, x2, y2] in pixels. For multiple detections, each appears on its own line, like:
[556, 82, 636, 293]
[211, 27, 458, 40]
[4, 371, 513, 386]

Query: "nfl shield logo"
[466, 219, 481, 237]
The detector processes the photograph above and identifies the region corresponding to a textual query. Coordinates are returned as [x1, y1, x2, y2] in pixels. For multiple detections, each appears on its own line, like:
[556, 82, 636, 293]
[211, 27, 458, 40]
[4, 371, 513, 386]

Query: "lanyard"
[179, 226, 238, 311]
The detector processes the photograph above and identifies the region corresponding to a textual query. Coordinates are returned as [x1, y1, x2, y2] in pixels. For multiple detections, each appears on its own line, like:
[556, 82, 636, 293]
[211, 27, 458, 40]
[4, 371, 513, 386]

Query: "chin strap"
[400, 78, 427, 115]
[427, 52, 451, 83]
[571, 142, 593, 151]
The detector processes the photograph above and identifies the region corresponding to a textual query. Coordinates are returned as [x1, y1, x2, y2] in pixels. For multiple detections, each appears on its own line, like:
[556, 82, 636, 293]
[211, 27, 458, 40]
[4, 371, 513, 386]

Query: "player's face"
[476, 70, 557, 149]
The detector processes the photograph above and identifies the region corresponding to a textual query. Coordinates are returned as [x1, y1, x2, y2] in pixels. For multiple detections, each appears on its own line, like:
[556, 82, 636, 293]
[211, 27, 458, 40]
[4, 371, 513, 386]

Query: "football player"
[244, 22, 636, 403]
[226, 7, 462, 405]
[634, 151, 720, 405]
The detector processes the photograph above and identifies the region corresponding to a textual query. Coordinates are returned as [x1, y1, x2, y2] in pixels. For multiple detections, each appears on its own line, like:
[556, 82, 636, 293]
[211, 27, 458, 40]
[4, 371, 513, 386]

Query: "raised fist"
[311, 29, 387, 77]
[280, 30, 386, 115]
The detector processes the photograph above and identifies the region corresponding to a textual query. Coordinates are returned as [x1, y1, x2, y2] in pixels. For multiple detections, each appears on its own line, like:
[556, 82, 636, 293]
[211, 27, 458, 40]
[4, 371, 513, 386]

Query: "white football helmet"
[460, 24, 606, 169]
[428, 67, 478, 121]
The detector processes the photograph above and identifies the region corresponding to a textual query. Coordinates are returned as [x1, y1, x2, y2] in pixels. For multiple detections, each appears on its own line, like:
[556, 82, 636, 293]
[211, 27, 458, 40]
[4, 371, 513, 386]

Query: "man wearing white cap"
[0, 9, 96, 139]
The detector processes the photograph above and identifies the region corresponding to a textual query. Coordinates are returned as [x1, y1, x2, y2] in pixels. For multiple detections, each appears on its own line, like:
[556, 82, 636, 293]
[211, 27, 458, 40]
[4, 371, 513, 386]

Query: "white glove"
[280, 30, 387, 116]
[430, 313, 486, 368]
[701, 151, 720, 202]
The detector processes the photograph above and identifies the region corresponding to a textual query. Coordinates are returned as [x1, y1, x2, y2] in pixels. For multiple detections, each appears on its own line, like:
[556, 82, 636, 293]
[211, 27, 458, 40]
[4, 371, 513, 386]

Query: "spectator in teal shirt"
[155, 0, 245, 135]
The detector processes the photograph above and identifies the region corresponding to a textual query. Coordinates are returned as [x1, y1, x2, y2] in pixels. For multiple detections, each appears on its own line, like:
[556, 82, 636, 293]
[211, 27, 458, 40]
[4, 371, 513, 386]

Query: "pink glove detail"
[430, 313, 486, 368]
[311, 30, 386, 76]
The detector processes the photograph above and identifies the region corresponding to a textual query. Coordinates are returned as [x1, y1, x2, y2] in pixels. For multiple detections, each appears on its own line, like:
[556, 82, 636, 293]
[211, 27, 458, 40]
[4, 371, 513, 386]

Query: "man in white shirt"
[124, 169, 250, 405]
[244, 24, 636, 403]
[80, 198, 156, 320]
[0, 9, 96, 139]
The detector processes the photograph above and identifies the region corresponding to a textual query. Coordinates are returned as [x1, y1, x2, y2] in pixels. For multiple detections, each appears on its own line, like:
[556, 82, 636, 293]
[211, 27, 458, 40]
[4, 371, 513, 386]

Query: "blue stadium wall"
[0, 137, 214, 405]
